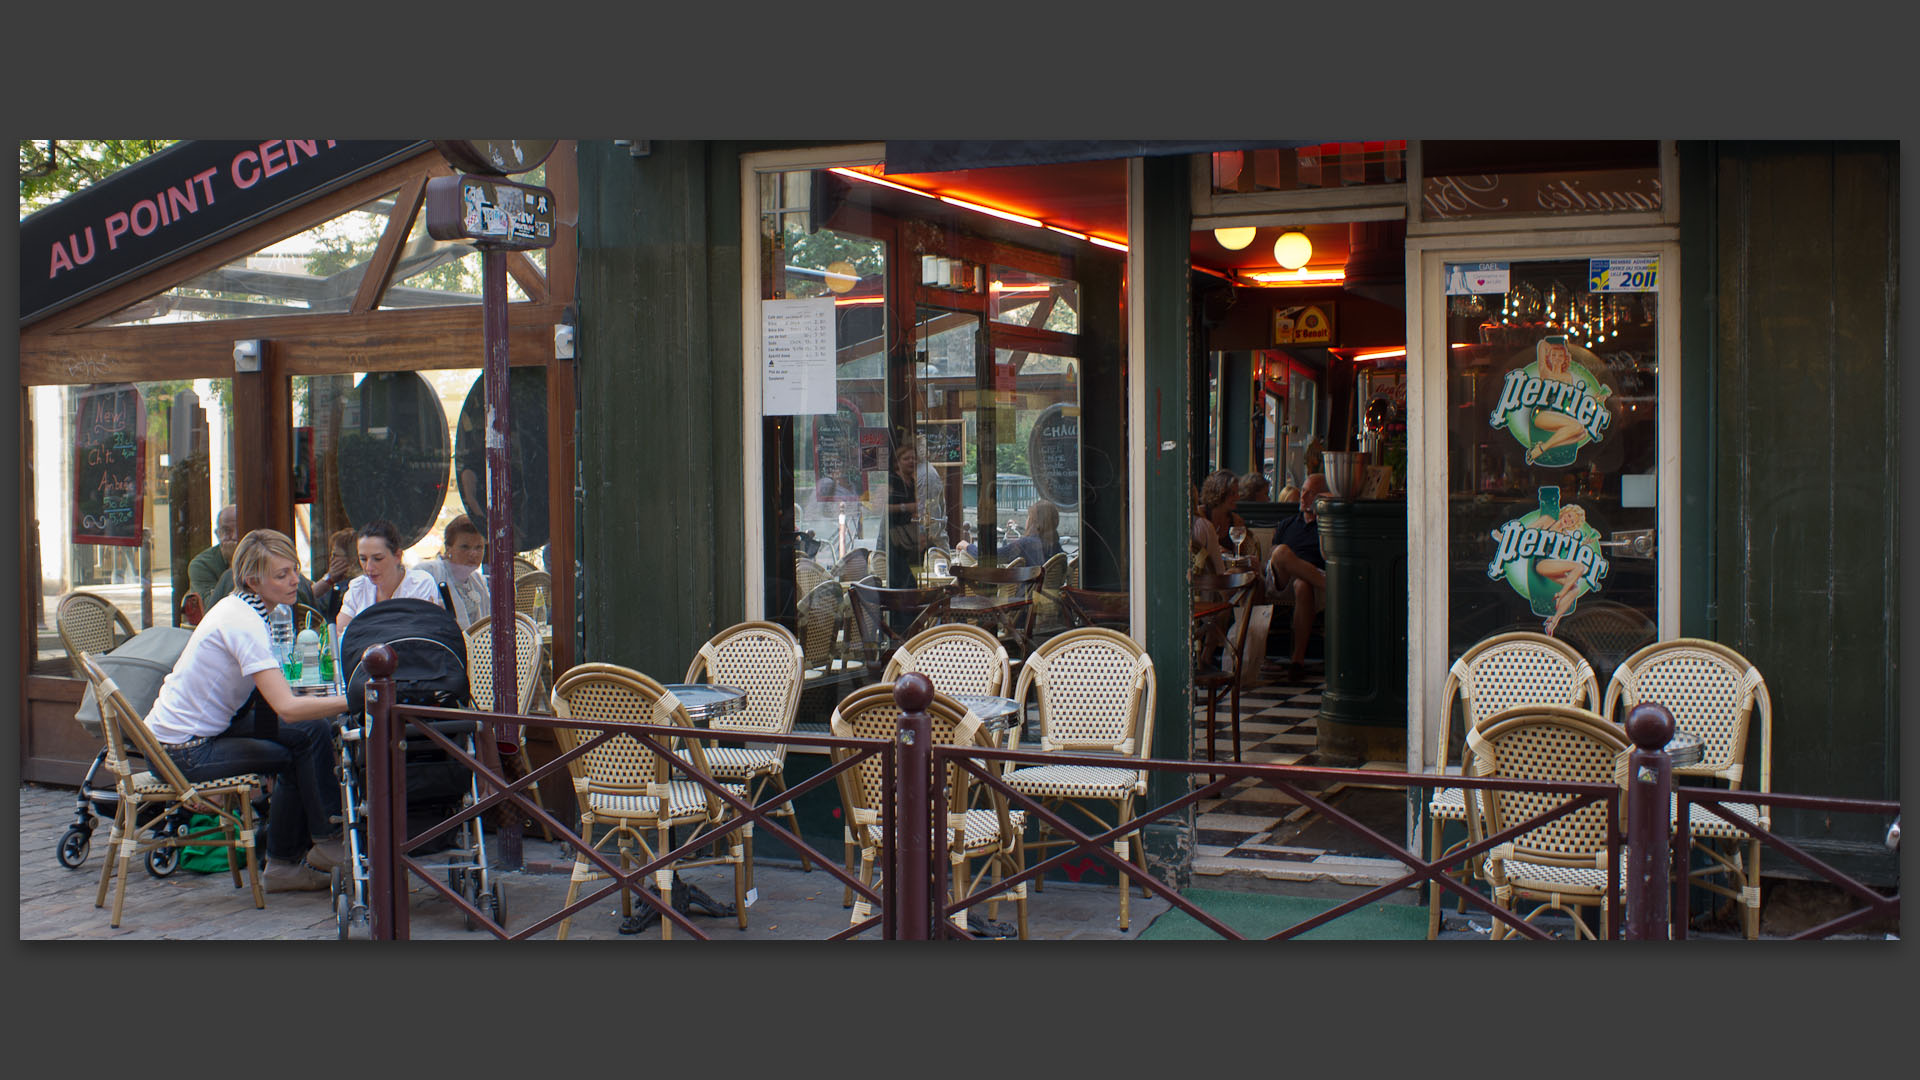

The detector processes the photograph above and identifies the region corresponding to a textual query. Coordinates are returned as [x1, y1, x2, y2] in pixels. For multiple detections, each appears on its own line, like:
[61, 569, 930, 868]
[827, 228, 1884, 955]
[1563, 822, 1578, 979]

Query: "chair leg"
[851, 847, 877, 928]
[733, 830, 750, 931]
[222, 802, 244, 890]
[769, 773, 812, 872]
[842, 827, 859, 907]
[556, 817, 595, 940]
[1116, 833, 1132, 931]
[1427, 816, 1446, 940]
[1229, 680, 1243, 763]
[94, 805, 125, 910]
[109, 826, 137, 929]
[241, 796, 264, 909]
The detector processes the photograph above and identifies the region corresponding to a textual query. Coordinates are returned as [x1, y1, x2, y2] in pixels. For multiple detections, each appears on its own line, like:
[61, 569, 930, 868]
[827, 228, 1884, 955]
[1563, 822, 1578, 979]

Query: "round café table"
[660, 682, 749, 722]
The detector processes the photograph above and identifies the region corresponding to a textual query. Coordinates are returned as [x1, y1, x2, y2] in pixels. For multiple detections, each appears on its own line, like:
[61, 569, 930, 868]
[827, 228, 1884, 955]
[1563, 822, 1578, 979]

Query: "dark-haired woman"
[334, 519, 438, 635]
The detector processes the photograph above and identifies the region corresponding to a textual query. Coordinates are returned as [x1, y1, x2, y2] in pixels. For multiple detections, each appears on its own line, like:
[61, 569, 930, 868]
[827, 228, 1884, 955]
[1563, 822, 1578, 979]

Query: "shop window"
[86, 189, 407, 326]
[1211, 142, 1407, 196]
[756, 157, 1131, 709]
[27, 378, 234, 673]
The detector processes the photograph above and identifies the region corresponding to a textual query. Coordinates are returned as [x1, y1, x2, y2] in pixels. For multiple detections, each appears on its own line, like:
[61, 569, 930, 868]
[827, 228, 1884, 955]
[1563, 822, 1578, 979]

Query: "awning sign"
[1444, 262, 1510, 295]
[1588, 256, 1659, 292]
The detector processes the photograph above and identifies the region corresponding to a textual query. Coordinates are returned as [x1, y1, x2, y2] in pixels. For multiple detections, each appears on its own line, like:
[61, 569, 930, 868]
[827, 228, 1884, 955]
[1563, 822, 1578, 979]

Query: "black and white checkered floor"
[1189, 658, 1416, 886]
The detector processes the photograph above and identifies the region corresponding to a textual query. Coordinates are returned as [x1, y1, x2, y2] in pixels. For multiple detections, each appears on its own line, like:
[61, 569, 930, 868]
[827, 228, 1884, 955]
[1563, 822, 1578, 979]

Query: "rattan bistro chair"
[1465, 704, 1630, 940]
[1603, 638, 1773, 939]
[846, 582, 953, 678]
[1425, 631, 1600, 939]
[514, 570, 552, 620]
[684, 622, 809, 879]
[80, 654, 266, 928]
[466, 613, 555, 840]
[1002, 627, 1157, 930]
[829, 683, 1027, 938]
[1191, 570, 1260, 763]
[549, 664, 750, 940]
[57, 591, 137, 680]
[882, 622, 1012, 697]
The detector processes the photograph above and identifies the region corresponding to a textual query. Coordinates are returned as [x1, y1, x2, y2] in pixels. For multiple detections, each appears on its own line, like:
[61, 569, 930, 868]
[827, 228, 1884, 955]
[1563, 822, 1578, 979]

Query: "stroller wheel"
[57, 828, 91, 869]
[330, 864, 344, 902]
[146, 845, 180, 878]
[335, 891, 353, 941]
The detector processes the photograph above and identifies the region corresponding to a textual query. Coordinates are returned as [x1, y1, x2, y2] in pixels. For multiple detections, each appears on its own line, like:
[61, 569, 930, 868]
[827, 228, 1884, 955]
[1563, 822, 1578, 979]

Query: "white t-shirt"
[146, 595, 279, 744]
[337, 567, 441, 627]
[418, 557, 490, 630]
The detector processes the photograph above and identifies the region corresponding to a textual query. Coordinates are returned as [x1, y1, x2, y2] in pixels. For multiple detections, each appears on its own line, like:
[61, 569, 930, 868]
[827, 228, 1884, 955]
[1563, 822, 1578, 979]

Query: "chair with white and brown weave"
[1424, 630, 1600, 939]
[1001, 627, 1158, 930]
[56, 590, 136, 680]
[683, 621, 808, 883]
[513, 569, 551, 620]
[466, 612, 556, 841]
[829, 682, 1027, 937]
[1465, 703, 1630, 940]
[549, 664, 750, 939]
[1030, 551, 1073, 639]
[1603, 637, 1773, 939]
[80, 653, 266, 928]
[1428, 630, 1605, 933]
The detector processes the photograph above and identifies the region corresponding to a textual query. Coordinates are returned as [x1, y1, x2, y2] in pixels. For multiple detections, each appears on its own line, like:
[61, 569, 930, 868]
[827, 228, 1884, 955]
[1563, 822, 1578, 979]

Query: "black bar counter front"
[1314, 496, 1409, 765]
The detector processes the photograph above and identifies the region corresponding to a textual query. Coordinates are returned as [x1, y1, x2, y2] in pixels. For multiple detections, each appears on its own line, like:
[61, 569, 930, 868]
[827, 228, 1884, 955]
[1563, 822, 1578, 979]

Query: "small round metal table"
[951, 692, 1024, 743]
[660, 683, 749, 722]
[1661, 729, 1705, 769]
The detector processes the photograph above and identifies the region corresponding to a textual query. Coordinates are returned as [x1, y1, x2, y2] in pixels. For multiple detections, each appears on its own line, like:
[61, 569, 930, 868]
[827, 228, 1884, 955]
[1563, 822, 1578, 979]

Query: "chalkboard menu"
[73, 383, 146, 546]
[812, 398, 866, 500]
[337, 371, 451, 550]
[456, 368, 550, 552]
[921, 420, 965, 467]
[1027, 402, 1080, 511]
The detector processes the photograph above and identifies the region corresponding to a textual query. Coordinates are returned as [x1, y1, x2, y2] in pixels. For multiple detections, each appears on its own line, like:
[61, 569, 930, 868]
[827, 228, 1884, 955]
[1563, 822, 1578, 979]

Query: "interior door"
[1438, 251, 1670, 688]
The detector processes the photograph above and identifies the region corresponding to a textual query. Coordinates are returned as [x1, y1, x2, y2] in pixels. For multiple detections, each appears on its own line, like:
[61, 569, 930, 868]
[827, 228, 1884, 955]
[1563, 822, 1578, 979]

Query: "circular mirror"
[336, 371, 451, 549]
[455, 368, 549, 553]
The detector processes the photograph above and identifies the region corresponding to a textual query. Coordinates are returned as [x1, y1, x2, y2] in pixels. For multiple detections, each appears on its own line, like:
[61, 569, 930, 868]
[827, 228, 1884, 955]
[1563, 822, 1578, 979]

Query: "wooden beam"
[546, 141, 579, 308]
[350, 172, 430, 314]
[505, 251, 549, 304]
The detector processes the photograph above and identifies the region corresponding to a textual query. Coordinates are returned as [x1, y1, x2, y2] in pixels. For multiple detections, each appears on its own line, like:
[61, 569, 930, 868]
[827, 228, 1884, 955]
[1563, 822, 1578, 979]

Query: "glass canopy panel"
[377, 208, 531, 309]
[86, 189, 404, 326]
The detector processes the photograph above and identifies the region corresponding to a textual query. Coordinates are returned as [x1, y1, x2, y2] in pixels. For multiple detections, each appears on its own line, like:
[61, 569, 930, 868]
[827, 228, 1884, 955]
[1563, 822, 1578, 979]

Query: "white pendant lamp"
[1273, 230, 1313, 270]
[1213, 226, 1257, 250]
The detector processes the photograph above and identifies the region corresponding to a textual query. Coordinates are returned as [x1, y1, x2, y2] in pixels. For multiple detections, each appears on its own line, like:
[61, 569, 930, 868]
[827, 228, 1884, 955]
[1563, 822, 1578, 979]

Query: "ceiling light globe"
[1213, 226, 1257, 250]
[1273, 231, 1312, 271]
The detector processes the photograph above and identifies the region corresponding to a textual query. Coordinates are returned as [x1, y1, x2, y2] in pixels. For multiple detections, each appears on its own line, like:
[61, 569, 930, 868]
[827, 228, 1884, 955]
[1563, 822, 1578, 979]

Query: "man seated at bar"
[186, 504, 238, 606]
[1265, 472, 1328, 682]
[145, 528, 350, 892]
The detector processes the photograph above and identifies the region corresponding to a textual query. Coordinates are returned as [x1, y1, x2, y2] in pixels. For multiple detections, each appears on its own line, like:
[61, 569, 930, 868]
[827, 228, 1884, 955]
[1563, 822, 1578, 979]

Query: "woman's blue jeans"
[165, 694, 339, 863]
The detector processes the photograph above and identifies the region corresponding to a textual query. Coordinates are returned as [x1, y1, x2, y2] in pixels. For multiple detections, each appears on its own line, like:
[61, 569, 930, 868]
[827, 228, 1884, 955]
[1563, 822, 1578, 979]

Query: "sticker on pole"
[1588, 256, 1658, 293]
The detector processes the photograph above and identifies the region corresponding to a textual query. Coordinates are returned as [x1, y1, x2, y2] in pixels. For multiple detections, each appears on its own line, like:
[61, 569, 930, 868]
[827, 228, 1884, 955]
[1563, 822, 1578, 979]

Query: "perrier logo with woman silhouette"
[1489, 334, 1613, 467]
[1487, 486, 1609, 637]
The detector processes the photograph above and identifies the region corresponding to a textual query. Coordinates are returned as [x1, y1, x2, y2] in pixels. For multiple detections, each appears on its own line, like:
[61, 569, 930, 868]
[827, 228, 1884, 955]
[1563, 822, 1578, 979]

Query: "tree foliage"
[19, 139, 180, 217]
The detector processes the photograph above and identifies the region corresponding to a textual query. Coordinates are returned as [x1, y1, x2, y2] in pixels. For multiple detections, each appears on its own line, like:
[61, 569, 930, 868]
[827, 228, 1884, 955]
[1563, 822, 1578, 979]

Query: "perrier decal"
[1486, 486, 1609, 637]
[1489, 335, 1614, 468]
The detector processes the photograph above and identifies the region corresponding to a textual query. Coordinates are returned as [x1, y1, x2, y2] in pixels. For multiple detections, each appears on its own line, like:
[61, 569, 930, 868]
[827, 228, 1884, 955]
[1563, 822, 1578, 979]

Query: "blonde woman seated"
[144, 529, 351, 891]
[335, 518, 440, 635]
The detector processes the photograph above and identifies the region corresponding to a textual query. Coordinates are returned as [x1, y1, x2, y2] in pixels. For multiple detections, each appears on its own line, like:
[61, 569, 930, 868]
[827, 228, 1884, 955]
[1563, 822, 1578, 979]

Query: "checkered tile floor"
[1189, 657, 1414, 884]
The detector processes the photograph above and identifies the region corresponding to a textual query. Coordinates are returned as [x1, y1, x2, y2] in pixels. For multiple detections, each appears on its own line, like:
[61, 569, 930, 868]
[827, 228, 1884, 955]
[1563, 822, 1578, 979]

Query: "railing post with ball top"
[892, 673, 935, 940]
[1624, 701, 1674, 940]
[364, 644, 401, 941]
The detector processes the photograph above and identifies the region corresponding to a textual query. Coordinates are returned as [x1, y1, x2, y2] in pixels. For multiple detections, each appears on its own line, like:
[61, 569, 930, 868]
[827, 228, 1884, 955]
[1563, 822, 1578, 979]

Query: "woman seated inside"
[1198, 469, 1246, 559]
[416, 514, 490, 630]
[310, 527, 360, 623]
[144, 529, 351, 891]
[336, 518, 440, 634]
[1003, 498, 1063, 568]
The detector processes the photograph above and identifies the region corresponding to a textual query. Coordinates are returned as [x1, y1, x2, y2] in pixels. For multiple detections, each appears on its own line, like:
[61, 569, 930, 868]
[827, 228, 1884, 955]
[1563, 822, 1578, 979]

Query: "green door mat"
[1139, 888, 1429, 940]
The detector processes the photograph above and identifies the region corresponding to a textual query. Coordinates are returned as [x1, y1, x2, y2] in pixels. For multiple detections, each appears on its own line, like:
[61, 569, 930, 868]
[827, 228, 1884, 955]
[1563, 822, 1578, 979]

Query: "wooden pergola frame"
[17, 141, 582, 785]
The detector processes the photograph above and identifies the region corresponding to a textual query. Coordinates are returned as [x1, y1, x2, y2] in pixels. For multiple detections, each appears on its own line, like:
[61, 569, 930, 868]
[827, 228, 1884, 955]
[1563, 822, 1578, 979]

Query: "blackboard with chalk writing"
[1027, 402, 1080, 511]
[813, 399, 865, 500]
[921, 420, 965, 467]
[73, 383, 147, 546]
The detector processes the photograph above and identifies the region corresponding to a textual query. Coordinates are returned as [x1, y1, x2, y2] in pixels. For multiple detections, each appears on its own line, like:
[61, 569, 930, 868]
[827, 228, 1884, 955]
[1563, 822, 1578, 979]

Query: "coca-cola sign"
[1422, 168, 1662, 221]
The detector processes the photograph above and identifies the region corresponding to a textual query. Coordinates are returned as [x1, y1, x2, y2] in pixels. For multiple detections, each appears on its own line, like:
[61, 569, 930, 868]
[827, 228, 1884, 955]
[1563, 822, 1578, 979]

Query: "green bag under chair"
[176, 812, 253, 874]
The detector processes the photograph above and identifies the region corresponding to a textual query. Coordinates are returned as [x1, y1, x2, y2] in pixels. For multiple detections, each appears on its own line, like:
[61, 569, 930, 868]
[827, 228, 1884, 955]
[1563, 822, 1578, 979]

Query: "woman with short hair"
[417, 514, 491, 630]
[335, 519, 440, 635]
[144, 529, 350, 891]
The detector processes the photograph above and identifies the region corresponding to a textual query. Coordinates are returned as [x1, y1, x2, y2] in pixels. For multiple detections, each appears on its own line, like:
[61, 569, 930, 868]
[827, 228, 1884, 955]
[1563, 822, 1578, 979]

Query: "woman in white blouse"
[335, 518, 440, 635]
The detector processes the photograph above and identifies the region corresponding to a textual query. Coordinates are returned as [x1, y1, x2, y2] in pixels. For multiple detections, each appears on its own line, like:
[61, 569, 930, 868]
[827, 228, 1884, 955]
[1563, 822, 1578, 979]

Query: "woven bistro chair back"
[514, 570, 552, 619]
[1424, 630, 1598, 937]
[795, 555, 829, 599]
[952, 559, 1038, 602]
[1466, 704, 1629, 940]
[685, 622, 804, 740]
[57, 591, 137, 679]
[1013, 626, 1157, 760]
[1603, 637, 1770, 788]
[829, 682, 1025, 935]
[513, 556, 542, 579]
[1032, 551, 1072, 634]
[464, 612, 545, 714]
[80, 653, 266, 927]
[882, 622, 1011, 697]
[846, 582, 953, 667]
[549, 663, 717, 814]
[796, 578, 846, 670]
[833, 548, 872, 582]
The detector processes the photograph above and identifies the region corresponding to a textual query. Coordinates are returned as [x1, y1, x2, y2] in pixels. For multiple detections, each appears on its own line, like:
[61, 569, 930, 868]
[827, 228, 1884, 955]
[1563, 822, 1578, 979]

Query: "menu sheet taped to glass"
[762, 297, 837, 416]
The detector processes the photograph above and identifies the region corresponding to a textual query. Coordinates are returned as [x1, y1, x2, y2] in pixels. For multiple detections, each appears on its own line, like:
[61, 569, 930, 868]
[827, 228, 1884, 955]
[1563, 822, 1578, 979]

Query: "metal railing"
[360, 652, 1899, 941]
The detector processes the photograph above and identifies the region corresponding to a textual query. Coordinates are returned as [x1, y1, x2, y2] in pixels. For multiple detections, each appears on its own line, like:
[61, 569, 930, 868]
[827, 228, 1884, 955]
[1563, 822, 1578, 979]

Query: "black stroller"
[60, 627, 202, 873]
[331, 597, 503, 938]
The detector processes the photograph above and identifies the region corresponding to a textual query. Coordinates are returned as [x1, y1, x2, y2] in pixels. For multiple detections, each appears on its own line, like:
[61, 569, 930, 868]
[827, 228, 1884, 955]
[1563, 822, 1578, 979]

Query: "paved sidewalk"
[18, 783, 1167, 941]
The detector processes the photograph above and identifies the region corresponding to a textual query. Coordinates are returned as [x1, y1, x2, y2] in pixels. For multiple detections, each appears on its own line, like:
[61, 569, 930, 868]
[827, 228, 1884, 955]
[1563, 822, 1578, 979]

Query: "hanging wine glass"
[1543, 279, 1568, 326]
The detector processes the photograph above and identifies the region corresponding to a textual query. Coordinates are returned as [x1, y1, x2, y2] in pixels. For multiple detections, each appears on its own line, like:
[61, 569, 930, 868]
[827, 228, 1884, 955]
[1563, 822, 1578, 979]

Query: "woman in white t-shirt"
[146, 529, 350, 892]
[416, 514, 490, 631]
[335, 519, 441, 635]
